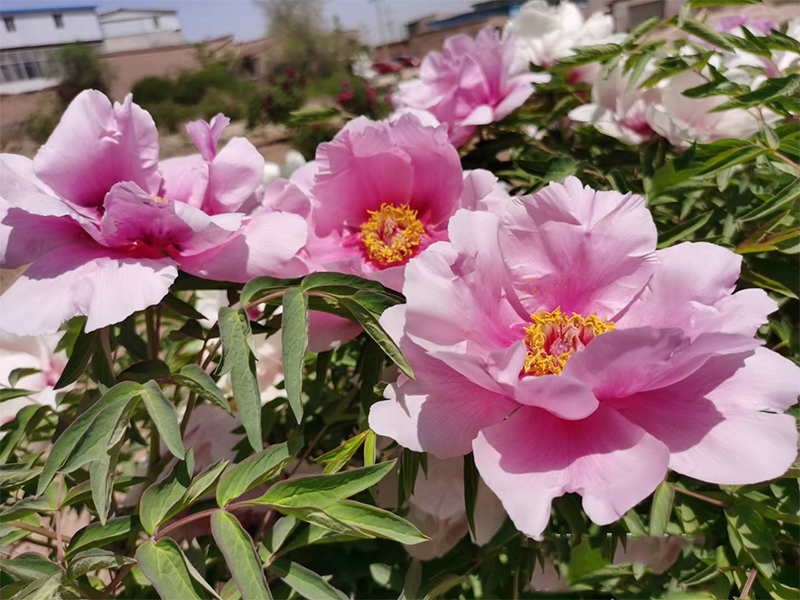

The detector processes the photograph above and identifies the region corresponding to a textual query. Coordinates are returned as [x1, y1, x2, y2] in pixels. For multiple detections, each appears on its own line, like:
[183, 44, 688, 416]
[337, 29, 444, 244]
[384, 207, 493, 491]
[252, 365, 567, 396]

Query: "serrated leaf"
[38, 382, 143, 495]
[282, 288, 308, 423]
[136, 539, 208, 600]
[256, 461, 396, 509]
[141, 380, 185, 460]
[268, 558, 348, 600]
[211, 511, 272, 600]
[171, 364, 231, 415]
[65, 549, 134, 579]
[217, 307, 262, 451]
[326, 500, 427, 544]
[217, 438, 302, 507]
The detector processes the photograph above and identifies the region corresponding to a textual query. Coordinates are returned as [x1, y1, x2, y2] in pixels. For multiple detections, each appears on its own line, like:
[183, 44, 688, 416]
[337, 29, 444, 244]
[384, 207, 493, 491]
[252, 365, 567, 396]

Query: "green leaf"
[217, 307, 262, 451]
[712, 73, 800, 111]
[287, 106, 341, 126]
[270, 505, 367, 536]
[5, 366, 38, 387]
[740, 179, 800, 221]
[679, 18, 736, 51]
[463, 453, 479, 539]
[241, 276, 301, 306]
[726, 506, 777, 578]
[66, 516, 140, 559]
[624, 17, 661, 45]
[162, 292, 208, 320]
[0, 465, 41, 489]
[90, 419, 128, 525]
[0, 388, 36, 402]
[54, 327, 97, 389]
[0, 405, 50, 464]
[315, 431, 369, 475]
[140, 449, 195, 535]
[117, 360, 171, 384]
[217, 438, 302, 507]
[261, 516, 298, 561]
[136, 539, 208, 600]
[210, 510, 272, 600]
[141, 380, 185, 460]
[0, 554, 61, 583]
[178, 459, 229, 510]
[556, 43, 624, 66]
[66, 549, 135, 579]
[171, 364, 231, 415]
[326, 500, 427, 545]
[336, 297, 413, 378]
[568, 538, 610, 582]
[300, 272, 404, 300]
[282, 288, 309, 423]
[268, 559, 348, 600]
[14, 571, 64, 600]
[402, 559, 422, 600]
[649, 481, 674, 536]
[256, 461, 396, 509]
[623, 509, 647, 537]
[657, 211, 714, 248]
[38, 381, 143, 495]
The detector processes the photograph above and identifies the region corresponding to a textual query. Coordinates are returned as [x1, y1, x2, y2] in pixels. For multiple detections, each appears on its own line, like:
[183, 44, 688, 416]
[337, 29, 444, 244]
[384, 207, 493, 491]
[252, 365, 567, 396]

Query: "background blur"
[1, 0, 797, 163]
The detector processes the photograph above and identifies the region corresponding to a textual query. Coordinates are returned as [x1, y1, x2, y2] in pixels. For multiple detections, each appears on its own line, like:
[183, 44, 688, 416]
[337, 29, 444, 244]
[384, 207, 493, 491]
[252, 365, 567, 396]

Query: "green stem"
[179, 392, 197, 437]
[145, 307, 158, 360]
[673, 486, 729, 508]
[147, 427, 160, 482]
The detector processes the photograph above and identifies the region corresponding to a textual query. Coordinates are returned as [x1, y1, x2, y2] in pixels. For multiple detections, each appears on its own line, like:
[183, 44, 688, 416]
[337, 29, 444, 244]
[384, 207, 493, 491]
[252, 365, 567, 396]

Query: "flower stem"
[8, 521, 71, 543]
[145, 306, 159, 360]
[673, 486, 729, 508]
[55, 476, 65, 563]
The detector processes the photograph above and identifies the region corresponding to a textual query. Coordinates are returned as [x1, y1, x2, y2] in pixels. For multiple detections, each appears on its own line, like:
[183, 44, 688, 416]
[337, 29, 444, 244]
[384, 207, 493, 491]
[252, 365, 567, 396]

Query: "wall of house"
[100, 12, 182, 38]
[0, 10, 103, 50]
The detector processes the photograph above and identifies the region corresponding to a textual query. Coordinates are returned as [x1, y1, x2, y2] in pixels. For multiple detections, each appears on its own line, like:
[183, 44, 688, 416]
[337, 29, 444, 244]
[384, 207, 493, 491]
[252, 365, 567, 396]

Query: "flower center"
[153, 195, 169, 204]
[360, 203, 425, 266]
[522, 308, 615, 376]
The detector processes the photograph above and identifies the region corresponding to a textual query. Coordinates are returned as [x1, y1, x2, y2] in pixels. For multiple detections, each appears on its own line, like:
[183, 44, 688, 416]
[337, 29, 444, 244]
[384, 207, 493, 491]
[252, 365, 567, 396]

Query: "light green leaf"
[282, 288, 309, 423]
[140, 449, 194, 535]
[649, 481, 674, 537]
[141, 380, 185, 460]
[38, 381, 143, 495]
[256, 461, 396, 509]
[178, 459, 229, 510]
[314, 431, 369, 475]
[66, 549, 135, 580]
[217, 307, 262, 451]
[270, 505, 367, 536]
[740, 180, 800, 222]
[0, 405, 50, 464]
[657, 211, 714, 248]
[268, 559, 348, 600]
[261, 516, 298, 561]
[0, 388, 36, 402]
[326, 500, 428, 545]
[0, 554, 61, 583]
[217, 438, 302, 507]
[171, 364, 231, 415]
[210, 510, 272, 600]
[15, 570, 64, 600]
[136, 539, 208, 600]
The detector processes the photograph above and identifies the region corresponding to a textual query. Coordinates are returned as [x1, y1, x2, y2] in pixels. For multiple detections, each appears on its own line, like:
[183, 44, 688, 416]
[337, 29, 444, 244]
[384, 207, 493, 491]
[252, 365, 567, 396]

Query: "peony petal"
[473, 405, 670, 539]
[515, 374, 599, 420]
[617, 242, 776, 338]
[177, 211, 307, 282]
[0, 245, 177, 335]
[34, 91, 161, 207]
[500, 176, 657, 318]
[615, 348, 799, 484]
[460, 169, 511, 214]
[307, 311, 362, 353]
[206, 137, 265, 214]
[186, 114, 230, 162]
[159, 155, 209, 208]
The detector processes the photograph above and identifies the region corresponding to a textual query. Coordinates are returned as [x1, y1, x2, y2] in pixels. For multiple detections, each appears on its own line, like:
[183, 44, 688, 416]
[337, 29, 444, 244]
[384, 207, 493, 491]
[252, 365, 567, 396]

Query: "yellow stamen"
[360, 203, 425, 266]
[522, 308, 615, 376]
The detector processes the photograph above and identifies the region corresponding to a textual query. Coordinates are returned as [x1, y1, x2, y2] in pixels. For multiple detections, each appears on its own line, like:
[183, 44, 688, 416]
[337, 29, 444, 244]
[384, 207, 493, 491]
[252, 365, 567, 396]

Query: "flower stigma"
[360, 203, 425, 266]
[522, 308, 615, 376]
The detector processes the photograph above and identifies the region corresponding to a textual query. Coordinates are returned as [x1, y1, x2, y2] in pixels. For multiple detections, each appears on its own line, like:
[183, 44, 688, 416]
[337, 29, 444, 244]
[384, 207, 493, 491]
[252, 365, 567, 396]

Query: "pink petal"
[307, 311, 362, 353]
[205, 138, 265, 214]
[0, 245, 177, 335]
[515, 374, 599, 420]
[34, 91, 161, 208]
[616, 348, 799, 484]
[617, 242, 776, 338]
[460, 170, 511, 214]
[159, 155, 209, 208]
[177, 211, 307, 282]
[500, 176, 657, 318]
[186, 114, 230, 162]
[473, 405, 670, 539]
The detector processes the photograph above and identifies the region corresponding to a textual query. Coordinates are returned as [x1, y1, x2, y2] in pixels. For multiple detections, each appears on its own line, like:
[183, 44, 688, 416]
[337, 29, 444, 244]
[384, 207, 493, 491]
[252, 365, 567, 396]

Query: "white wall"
[102, 30, 185, 53]
[0, 10, 103, 50]
[100, 11, 181, 38]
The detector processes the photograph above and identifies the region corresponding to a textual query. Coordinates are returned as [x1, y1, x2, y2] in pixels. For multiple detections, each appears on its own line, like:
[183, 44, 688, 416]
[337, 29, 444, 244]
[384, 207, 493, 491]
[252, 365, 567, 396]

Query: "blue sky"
[1, 0, 477, 44]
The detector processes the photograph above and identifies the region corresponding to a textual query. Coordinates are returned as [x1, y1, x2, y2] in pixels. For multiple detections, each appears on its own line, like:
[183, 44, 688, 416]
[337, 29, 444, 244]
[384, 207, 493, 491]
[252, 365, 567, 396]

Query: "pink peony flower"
[0, 333, 67, 430]
[369, 176, 798, 540]
[294, 110, 511, 294]
[569, 63, 659, 145]
[392, 26, 549, 147]
[0, 91, 307, 336]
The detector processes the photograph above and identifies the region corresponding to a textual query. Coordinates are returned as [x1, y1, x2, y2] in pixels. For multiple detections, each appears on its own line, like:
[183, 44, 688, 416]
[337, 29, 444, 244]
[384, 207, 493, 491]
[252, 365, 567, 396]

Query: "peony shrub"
[0, 2, 797, 599]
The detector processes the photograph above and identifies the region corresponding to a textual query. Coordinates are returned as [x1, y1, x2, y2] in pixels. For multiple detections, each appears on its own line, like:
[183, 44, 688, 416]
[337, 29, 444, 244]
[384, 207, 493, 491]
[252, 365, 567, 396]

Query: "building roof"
[98, 8, 177, 16]
[0, 5, 96, 16]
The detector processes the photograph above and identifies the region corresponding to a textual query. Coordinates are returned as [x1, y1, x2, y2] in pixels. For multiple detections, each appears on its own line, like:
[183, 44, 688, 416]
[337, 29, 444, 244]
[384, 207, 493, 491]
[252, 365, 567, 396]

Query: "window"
[153, 16, 160, 28]
[53, 14, 64, 28]
[0, 49, 56, 84]
[3, 17, 15, 32]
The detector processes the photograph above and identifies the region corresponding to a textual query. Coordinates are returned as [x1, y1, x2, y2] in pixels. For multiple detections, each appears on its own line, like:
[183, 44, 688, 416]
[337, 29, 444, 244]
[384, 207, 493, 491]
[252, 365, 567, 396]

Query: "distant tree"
[54, 42, 109, 105]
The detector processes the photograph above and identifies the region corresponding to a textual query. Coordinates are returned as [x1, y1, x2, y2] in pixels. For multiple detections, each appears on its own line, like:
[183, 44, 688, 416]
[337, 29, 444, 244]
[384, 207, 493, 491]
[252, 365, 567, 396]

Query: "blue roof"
[0, 6, 96, 16]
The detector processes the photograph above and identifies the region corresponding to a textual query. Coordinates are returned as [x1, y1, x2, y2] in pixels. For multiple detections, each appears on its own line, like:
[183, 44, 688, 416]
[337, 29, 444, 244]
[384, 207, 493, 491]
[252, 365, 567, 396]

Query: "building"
[99, 8, 184, 53]
[0, 5, 103, 95]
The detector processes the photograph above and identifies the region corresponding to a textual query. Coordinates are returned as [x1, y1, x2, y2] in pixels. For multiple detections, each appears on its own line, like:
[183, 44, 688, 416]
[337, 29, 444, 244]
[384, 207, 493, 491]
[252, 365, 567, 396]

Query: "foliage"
[54, 42, 108, 106]
[1, 2, 799, 600]
[131, 76, 174, 105]
[25, 99, 63, 145]
[338, 75, 390, 119]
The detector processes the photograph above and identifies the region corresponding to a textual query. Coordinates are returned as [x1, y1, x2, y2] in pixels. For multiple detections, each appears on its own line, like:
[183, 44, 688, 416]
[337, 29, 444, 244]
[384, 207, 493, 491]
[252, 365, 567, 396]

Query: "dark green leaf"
[163, 293, 208, 320]
[0, 388, 36, 402]
[117, 360, 170, 384]
[141, 380, 185, 460]
[657, 211, 714, 247]
[171, 364, 231, 415]
[240, 276, 301, 307]
[54, 327, 97, 389]
[282, 288, 308, 423]
[66, 516, 140, 559]
[0, 554, 61, 583]
[211, 510, 272, 600]
[66, 549, 135, 579]
[136, 539, 209, 600]
[463, 453, 479, 539]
